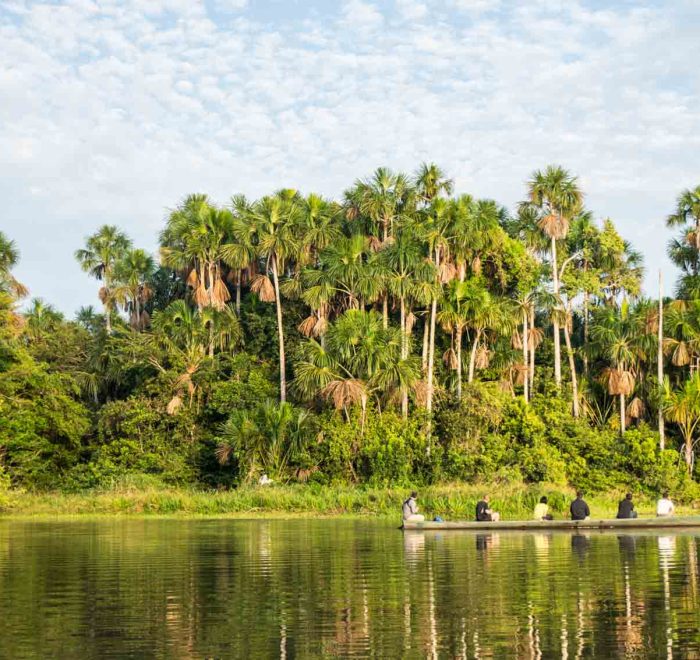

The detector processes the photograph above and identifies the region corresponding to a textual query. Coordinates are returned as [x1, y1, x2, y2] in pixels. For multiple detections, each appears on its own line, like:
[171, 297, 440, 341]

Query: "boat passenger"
[533, 496, 553, 521]
[402, 491, 425, 522]
[656, 491, 675, 517]
[616, 493, 638, 519]
[475, 495, 500, 522]
[570, 491, 590, 521]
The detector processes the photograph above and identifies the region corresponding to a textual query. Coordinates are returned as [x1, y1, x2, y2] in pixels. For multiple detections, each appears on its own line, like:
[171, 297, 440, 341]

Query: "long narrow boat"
[402, 516, 700, 531]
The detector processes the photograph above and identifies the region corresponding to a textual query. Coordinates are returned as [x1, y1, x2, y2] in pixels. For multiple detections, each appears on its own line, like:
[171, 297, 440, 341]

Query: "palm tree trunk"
[563, 312, 579, 417]
[271, 256, 286, 403]
[235, 271, 242, 316]
[383, 295, 389, 329]
[620, 393, 626, 436]
[468, 328, 482, 384]
[658, 270, 665, 450]
[529, 307, 536, 393]
[583, 282, 589, 377]
[522, 311, 529, 404]
[400, 296, 408, 418]
[551, 236, 561, 389]
[456, 325, 463, 400]
[422, 316, 429, 375]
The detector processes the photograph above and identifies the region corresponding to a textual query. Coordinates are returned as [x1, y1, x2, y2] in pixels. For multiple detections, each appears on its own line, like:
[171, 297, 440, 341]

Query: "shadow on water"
[1, 520, 700, 658]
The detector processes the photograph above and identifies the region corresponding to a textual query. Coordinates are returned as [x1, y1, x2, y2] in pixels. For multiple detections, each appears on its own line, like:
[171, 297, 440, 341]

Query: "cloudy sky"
[1, 0, 698, 314]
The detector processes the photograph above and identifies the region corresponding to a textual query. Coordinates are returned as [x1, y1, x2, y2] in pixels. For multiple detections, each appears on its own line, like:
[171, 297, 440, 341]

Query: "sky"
[1, 0, 699, 314]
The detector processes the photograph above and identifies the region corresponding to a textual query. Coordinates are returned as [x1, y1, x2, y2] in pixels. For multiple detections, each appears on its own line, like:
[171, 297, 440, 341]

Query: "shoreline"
[2, 482, 696, 520]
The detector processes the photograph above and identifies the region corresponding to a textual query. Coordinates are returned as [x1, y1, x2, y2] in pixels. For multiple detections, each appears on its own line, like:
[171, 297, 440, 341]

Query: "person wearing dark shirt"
[570, 491, 590, 521]
[475, 495, 500, 522]
[616, 493, 638, 519]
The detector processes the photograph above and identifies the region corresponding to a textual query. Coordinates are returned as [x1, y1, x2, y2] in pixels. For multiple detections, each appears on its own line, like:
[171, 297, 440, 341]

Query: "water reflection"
[0, 521, 699, 658]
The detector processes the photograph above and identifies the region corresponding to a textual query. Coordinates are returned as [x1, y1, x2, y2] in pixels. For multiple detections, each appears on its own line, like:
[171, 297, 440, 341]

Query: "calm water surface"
[1, 519, 699, 658]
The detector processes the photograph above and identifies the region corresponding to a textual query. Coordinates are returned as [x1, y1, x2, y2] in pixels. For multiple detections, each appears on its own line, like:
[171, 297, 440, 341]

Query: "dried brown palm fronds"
[439, 262, 457, 284]
[194, 282, 208, 308]
[187, 269, 199, 288]
[672, 340, 690, 367]
[687, 229, 700, 249]
[321, 379, 366, 409]
[538, 213, 569, 240]
[471, 255, 482, 275]
[475, 346, 491, 370]
[368, 236, 382, 252]
[212, 278, 231, 307]
[606, 368, 635, 396]
[166, 395, 183, 416]
[626, 396, 645, 419]
[215, 442, 233, 465]
[250, 274, 275, 302]
[298, 315, 317, 337]
[406, 311, 417, 334]
[98, 286, 110, 304]
[412, 379, 428, 407]
[528, 326, 544, 350]
[511, 331, 523, 350]
[313, 316, 328, 337]
[296, 466, 319, 483]
[381, 236, 395, 247]
[443, 347, 458, 370]
[514, 363, 528, 386]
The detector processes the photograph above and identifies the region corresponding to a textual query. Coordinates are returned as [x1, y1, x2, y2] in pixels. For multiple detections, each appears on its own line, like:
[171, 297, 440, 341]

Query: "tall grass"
[1, 481, 690, 519]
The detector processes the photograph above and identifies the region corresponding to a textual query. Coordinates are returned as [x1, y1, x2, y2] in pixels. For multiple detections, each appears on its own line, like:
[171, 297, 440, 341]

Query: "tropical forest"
[2, 165, 700, 513]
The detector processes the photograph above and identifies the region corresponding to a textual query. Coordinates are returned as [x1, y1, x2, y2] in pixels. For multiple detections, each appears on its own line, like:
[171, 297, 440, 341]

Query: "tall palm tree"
[113, 248, 155, 330]
[223, 194, 257, 315]
[249, 190, 301, 403]
[527, 165, 583, 390]
[75, 225, 132, 333]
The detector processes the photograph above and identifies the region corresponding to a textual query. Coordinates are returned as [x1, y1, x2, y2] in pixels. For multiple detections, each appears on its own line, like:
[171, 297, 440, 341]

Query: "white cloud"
[0, 0, 698, 312]
[341, 0, 384, 29]
[396, 0, 428, 21]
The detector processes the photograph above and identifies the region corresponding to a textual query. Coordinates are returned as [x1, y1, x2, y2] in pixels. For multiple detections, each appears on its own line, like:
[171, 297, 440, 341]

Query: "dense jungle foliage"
[2, 165, 700, 499]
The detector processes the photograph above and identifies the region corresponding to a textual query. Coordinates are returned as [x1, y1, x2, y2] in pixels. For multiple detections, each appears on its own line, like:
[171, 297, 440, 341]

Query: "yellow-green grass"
[1, 482, 697, 520]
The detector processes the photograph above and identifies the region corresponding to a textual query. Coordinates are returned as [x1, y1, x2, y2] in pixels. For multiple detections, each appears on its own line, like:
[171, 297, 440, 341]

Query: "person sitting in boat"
[656, 491, 675, 517]
[476, 495, 500, 522]
[402, 491, 425, 522]
[616, 493, 638, 519]
[570, 491, 590, 521]
[533, 496, 553, 520]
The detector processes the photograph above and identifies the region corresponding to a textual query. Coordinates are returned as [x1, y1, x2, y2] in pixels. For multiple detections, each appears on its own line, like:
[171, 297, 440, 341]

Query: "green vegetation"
[2, 165, 700, 511]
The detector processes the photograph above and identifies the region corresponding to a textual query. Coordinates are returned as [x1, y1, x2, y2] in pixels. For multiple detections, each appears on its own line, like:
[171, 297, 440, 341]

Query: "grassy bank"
[1, 482, 695, 519]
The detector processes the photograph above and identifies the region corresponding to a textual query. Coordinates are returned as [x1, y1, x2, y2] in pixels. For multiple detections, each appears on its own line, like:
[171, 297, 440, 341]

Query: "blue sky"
[1, 0, 699, 314]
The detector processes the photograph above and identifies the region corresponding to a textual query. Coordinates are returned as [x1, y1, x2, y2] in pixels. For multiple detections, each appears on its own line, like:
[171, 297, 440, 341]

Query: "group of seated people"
[401, 490, 677, 523]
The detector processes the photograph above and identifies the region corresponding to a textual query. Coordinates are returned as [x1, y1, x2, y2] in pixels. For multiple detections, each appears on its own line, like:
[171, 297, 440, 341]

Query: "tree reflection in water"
[0, 520, 699, 658]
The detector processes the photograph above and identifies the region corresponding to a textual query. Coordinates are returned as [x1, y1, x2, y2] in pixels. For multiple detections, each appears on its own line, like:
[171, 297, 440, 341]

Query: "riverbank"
[1, 482, 695, 519]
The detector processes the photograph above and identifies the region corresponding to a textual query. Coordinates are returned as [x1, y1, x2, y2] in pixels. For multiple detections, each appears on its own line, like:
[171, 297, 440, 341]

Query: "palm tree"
[590, 305, 652, 435]
[113, 248, 155, 330]
[249, 190, 301, 402]
[346, 168, 414, 326]
[663, 373, 700, 473]
[217, 400, 312, 481]
[379, 228, 430, 415]
[0, 231, 28, 299]
[75, 225, 132, 333]
[527, 165, 583, 390]
[223, 194, 257, 315]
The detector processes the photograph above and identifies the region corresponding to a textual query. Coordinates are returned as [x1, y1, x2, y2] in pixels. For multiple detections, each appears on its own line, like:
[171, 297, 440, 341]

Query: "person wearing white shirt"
[656, 491, 675, 517]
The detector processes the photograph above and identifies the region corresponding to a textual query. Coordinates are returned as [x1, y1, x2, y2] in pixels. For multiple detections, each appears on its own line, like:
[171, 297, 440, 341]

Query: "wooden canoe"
[402, 516, 700, 531]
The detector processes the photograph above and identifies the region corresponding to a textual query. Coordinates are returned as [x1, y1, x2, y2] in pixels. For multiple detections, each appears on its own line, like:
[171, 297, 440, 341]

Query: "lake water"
[1, 520, 699, 658]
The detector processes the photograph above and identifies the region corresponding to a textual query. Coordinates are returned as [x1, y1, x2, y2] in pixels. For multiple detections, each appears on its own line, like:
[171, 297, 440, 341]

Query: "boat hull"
[401, 516, 700, 531]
